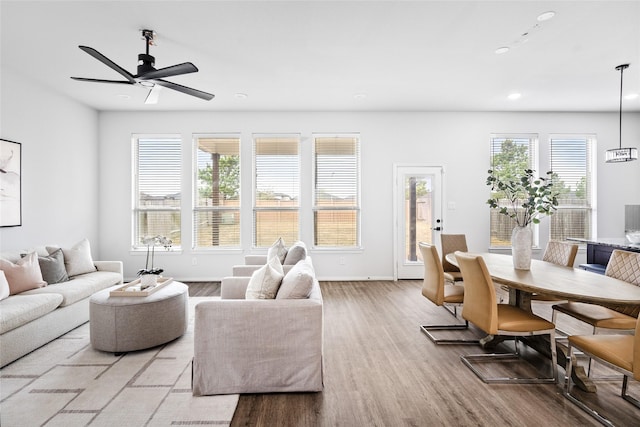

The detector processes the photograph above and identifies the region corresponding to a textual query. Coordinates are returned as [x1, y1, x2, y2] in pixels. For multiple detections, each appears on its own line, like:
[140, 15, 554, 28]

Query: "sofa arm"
[192, 298, 324, 395]
[94, 261, 123, 278]
[220, 276, 251, 299]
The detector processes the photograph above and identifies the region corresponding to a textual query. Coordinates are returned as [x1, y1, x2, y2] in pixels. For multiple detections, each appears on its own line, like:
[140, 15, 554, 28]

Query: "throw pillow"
[35, 248, 69, 284]
[245, 254, 285, 299]
[283, 240, 307, 265]
[267, 237, 288, 264]
[277, 257, 314, 299]
[0, 271, 9, 301]
[47, 238, 96, 277]
[0, 252, 47, 295]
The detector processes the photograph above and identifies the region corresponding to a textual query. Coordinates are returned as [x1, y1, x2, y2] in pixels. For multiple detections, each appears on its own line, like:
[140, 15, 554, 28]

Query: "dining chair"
[455, 251, 557, 383]
[531, 241, 579, 302]
[440, 234, 468, 282]
[563, 313, 640, 426]
[419, 243, 478, 344]
[552, 249, 640, 377]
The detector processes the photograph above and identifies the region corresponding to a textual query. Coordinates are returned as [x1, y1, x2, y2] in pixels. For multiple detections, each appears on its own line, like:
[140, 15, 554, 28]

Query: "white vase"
[511, 226, 533, 270]
[140, 274, 158, 289]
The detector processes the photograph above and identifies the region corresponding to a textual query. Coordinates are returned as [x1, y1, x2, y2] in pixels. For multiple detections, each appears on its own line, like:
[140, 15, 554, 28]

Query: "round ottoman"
[90, 281, 189, 353]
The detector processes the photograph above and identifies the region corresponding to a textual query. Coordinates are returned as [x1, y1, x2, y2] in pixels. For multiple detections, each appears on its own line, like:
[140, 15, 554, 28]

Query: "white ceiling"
[2, 0, 640, 112]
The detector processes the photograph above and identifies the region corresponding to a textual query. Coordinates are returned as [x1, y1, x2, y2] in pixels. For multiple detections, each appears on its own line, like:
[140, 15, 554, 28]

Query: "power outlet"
[339, 257, 346, 265]
[191, 257, 198, 266]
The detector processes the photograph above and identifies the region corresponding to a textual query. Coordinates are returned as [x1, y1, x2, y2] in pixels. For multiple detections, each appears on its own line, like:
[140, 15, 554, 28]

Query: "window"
[489, 134, 538, 248]
[549, 135, 595, 241]
[133, 135, 182, 249]
[193, 134, 241, 248]
[313, 134, 361, 247]
[253, 134, 300, 247]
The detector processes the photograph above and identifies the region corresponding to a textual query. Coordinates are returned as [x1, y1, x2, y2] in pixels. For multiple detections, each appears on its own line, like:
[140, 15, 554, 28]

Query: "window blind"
[194, 135, 241, 248]
[133, 136, 182, 248]
[253, 135, 300, 246]
[313, 134, 361, 247]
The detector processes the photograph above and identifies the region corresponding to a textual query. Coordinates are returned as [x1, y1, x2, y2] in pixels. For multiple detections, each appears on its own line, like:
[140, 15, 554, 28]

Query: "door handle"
[432, 226, 441, 231]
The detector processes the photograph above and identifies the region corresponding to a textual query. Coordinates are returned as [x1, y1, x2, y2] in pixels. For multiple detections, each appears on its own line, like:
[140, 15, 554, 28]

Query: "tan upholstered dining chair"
[440, 234, 468, 282]
[419, 243, 478, 344]
[552, 249, 640, 377]
[564, 313, 640, 425]
[456, 251, 557, 383]
[531, 241, 579, 302]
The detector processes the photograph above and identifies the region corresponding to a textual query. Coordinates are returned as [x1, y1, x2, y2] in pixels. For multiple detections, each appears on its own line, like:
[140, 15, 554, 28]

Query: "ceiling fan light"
[605, 147, 638, 163]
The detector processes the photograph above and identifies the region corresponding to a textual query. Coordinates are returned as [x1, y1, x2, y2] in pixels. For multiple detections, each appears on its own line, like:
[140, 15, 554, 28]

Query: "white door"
[394, 165, 443, 279]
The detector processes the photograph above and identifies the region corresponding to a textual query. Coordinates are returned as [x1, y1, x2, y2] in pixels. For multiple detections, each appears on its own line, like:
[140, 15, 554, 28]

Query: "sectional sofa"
[0, 240, 123, 367]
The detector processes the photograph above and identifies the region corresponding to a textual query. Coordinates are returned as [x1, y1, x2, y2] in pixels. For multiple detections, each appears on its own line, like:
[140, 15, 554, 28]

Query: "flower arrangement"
[486, 168, 559, 226]
[137, 235, 172, 276]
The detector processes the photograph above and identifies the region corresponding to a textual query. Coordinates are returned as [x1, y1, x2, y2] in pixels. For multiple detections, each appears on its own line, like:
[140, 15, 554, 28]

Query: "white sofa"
[0, 245, 123, 367]
[192, 255, 323, 395]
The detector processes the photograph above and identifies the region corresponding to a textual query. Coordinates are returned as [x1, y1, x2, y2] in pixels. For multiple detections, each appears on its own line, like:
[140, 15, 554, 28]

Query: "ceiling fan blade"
[152, 79, 214, 101]
[145, 85, 162, 104]
[71, 77, 133, 84]
[138, 62, 198, 80]
[78, 45, 136, 83]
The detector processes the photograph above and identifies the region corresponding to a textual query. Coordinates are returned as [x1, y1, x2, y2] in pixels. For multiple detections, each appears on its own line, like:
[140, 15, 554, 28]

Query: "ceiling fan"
[71, 29, 214, 104]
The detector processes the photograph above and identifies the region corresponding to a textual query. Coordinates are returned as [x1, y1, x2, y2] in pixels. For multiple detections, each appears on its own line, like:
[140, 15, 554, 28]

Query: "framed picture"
[0, 139, 22, 227]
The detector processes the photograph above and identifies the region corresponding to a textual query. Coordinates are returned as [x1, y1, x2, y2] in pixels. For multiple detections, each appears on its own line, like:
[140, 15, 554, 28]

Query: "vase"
[140, 274, 158, 289]
[511, 226, 533, 270]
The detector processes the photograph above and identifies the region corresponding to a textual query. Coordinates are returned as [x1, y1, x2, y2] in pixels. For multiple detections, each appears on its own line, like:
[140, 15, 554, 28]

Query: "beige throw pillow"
[48, 238, 96, 277]
[0, 252, 47, 295]
[245, 254, 285, 299]
[277, 257, 314, 299]
[267, 237, 288, 264]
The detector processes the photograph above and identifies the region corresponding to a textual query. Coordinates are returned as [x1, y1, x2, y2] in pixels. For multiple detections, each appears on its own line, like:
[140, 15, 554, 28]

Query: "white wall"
[0, 68, 100, 254]
[98, 110, 640, 281]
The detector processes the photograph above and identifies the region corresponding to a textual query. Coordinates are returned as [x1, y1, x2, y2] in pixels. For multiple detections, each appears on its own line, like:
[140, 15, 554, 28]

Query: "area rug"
[0, 297, 238, 426]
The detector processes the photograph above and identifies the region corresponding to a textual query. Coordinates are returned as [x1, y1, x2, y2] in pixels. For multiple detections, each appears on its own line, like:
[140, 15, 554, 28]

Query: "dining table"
[445, 251, 640, 392]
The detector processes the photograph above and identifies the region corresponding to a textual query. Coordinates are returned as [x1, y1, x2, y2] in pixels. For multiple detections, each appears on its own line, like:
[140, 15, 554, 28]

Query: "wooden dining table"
[445, 251, 640, 391]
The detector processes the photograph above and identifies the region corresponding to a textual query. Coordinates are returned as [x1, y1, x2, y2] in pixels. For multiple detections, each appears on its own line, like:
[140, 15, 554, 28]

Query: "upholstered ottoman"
[89, 281, 189, 353]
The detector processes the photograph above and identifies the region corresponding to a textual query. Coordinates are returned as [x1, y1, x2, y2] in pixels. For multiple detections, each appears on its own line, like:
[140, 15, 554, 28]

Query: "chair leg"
[563, 344, 633, 426]
[420, 305, 479, 345]
[460, 332, 557, 384]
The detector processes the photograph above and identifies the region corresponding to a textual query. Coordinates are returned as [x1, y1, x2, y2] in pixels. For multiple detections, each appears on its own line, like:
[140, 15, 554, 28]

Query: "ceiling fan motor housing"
[138, 53, 155, 75]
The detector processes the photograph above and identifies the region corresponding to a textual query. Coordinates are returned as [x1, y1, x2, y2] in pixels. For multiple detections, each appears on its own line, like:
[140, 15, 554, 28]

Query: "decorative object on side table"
[486, 168, 558, 270]
[137, 235, 172, 289]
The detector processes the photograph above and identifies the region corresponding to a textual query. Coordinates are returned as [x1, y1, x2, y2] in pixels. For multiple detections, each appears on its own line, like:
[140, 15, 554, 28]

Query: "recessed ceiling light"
[353, 93, 367, 100]
[495, 47, 510, 55]
[117, 94, 131, 100]
[234, 93, 248, 99]
[624, 93, 639, 100]
[508, 93, 522, 100]
[537, 11, 556, 21]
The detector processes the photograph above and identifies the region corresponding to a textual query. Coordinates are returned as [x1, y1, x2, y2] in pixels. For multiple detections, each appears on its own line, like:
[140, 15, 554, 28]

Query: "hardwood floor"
[186, 280, 639, 426]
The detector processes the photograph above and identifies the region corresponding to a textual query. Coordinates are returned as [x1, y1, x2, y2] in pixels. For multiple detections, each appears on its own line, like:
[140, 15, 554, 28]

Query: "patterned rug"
[0, 297, 238, 426]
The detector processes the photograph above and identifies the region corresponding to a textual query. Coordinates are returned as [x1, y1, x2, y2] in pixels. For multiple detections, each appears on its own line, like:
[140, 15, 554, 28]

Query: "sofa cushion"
[246, 255, 284, 299]
[22, 248, 69, 285]
[277, 257, 314, 299]
[21, 270, 122, 307]
[0, 252, 47, 295]
[0, 293, 64, 334]
[283, 241, 307, 265]
[0, 271, 9, 301]
[267, 237, 288, 264]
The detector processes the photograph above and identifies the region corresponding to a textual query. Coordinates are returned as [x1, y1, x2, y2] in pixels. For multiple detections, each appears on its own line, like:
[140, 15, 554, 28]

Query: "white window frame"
[193, 133, 241, 249]
[312, 133, 361, 249]
[132, 134, 182, 250]
[489, 133, 539, 249]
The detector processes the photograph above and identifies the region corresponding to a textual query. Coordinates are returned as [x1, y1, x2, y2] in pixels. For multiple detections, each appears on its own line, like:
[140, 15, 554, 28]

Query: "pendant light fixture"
[605, 64, 638, 163]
